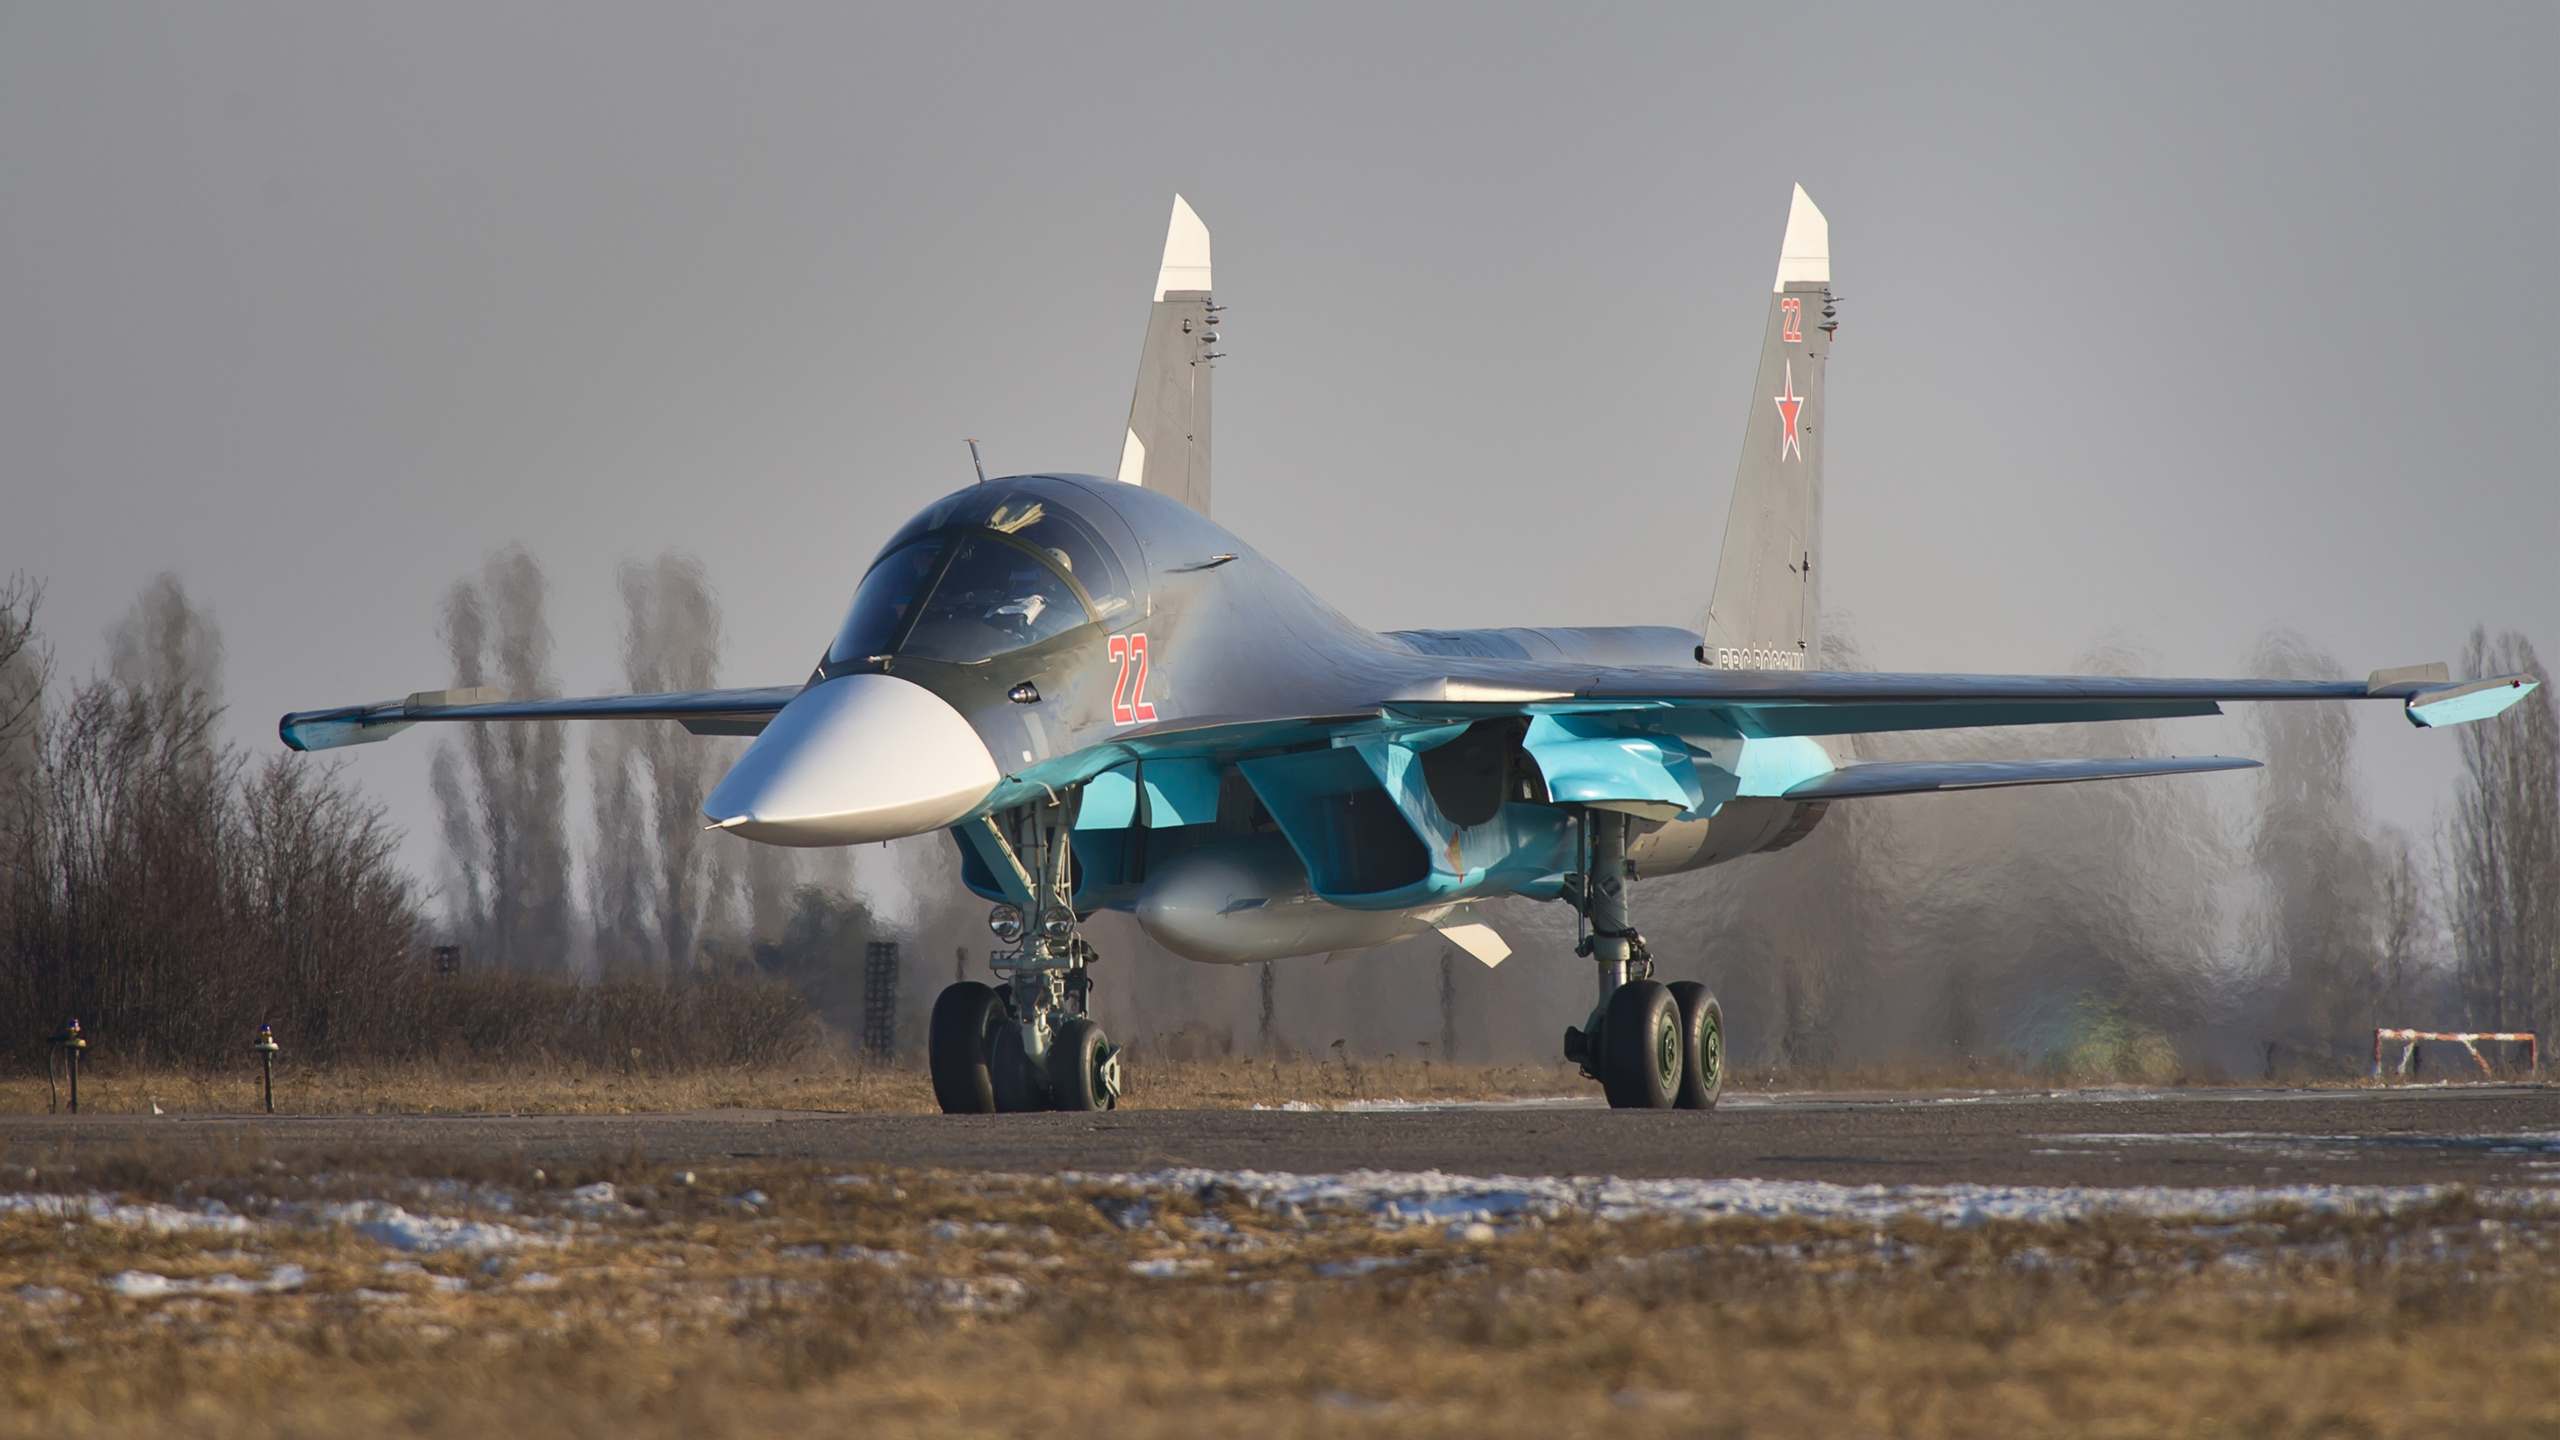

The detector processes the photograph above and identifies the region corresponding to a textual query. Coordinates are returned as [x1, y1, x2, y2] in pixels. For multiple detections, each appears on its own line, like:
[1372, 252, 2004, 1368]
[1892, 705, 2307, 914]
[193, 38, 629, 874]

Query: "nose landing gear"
[929, 790, 1121, 1115]
[1561, 809, 1724, 1111]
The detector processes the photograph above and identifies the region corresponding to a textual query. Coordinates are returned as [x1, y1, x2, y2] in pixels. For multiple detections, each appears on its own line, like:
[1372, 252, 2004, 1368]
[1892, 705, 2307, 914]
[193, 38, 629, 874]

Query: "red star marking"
[1774, 359, 1804, 462]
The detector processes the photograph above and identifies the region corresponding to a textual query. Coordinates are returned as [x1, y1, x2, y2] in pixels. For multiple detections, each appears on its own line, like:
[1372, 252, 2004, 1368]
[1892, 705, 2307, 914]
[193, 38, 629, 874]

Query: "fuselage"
[706, 473, 1827, 964]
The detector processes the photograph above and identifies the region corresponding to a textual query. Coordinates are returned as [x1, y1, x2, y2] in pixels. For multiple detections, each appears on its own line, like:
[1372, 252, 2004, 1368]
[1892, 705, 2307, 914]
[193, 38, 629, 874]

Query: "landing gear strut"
[928, 787, 1122, 1114]
[1559, 808, 1723, 1111]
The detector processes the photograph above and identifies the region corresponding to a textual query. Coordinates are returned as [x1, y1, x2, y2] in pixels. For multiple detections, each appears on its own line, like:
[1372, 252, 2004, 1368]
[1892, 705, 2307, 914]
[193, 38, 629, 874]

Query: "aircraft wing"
[1381, 664, 2543, 736]
[280, 685, 802, 752]
[1780, 754, 2259, 799]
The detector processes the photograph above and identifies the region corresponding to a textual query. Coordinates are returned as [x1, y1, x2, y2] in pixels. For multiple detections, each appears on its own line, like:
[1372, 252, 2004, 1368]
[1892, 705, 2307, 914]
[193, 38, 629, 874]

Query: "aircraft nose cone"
[703, 674, 1000, 846]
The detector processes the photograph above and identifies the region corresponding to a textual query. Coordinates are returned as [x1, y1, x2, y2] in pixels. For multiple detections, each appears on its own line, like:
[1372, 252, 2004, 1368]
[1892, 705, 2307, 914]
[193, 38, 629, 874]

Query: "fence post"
[254, 1024, 280, 1114]
[52, 1019, 86, 1114]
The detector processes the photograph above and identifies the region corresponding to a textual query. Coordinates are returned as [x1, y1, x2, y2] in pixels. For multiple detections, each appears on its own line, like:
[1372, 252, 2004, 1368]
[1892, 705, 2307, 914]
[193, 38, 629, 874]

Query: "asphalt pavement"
[7, 1085, 2560, 1188]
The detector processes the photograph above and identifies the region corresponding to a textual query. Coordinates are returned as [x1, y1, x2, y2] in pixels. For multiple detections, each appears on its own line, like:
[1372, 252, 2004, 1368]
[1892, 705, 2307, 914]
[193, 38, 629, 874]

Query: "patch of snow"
[1128, 1257, 1211, 1279]
[105, 1271, 181, 1299]
[101, 1263, 303, 1299]
[1093, 1197, 1154, 1231]
[321, 1201, 551, 1255]
[0, 1192, 253, 1236]
[1062, 1167, 2552, 1231]
[560, 1182, 643, 1220]
[921, 1275, 1028, 1313]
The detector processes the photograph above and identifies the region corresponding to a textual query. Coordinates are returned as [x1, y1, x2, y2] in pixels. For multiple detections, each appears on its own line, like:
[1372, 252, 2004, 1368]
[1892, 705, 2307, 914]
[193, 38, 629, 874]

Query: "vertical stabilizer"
[1115, 195, 1217, 516]
[1700, 184, 1832, 671]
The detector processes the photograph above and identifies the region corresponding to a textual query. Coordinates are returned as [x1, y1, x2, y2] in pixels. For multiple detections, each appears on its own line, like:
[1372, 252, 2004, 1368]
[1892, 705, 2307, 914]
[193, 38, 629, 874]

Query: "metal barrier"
[2372, 1028, 2539, 1080]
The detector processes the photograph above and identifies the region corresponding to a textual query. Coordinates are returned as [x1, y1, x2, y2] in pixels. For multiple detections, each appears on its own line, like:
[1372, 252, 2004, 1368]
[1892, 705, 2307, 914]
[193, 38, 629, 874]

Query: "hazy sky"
[3, 3, 2553, 887]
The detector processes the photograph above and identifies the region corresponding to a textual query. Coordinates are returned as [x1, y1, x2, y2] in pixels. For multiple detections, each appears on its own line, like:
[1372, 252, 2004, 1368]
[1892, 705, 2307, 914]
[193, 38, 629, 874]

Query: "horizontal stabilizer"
[1783, 755, 2258, 801]
[280, 685, 801, 752]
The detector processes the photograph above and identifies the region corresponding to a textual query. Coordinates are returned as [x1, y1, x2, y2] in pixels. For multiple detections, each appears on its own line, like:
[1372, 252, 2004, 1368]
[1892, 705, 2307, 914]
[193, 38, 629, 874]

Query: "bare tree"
[585, 719, 654, 975]
[2450, 628, 2557, 1037]
[2248, 631, 2386, 1064]
[0, 577, 423, 1065]
[0, 576, 46, 848]
[432, 547, 572, 972]
[622, 553, 722, 975]
[107, 573, 225, 701]
[2373, 825, 2433, 1026]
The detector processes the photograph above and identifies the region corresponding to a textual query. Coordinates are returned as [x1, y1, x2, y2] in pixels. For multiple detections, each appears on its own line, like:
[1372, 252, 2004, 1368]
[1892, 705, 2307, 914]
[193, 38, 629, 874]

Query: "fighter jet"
[283, 189, 2540, 1114]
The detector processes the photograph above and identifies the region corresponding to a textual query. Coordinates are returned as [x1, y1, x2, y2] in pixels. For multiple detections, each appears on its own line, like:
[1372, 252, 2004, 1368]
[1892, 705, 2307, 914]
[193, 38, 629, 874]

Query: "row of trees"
[1658, 625, 2555, 1076]
[2452, 629, 2560, 1037]
[0, 573, 829, 1069]
[0, 577, 422, 1064]
[425, 547, 859, 981]
[0, 556, 2544, 1073]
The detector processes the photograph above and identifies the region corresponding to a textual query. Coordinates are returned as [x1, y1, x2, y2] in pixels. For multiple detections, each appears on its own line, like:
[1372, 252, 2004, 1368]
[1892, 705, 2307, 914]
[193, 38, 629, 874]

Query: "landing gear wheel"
[928, 982, 1005, 1114]
[1600, 980, 1680, 1110]
[990, 1024, 1052, 1112]
[1667, 981, 1724, 1111]
[1047, 1017, 1120, 1112]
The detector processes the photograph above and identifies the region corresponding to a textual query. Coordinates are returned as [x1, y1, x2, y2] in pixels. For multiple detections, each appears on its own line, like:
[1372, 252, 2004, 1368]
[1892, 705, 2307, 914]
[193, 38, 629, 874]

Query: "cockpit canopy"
[825, 478, 1139, 670]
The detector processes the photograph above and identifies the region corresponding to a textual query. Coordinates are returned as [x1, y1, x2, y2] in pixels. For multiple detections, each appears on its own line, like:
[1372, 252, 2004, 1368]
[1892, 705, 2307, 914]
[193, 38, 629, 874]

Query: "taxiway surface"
[7, 1085, 2559, 1188]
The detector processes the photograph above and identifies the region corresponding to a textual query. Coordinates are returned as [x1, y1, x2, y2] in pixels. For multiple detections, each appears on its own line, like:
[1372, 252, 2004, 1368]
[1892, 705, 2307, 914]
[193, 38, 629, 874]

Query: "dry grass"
[0, 1143, 2553, 1439]
[0, 1055, 933, 1117]
[4, 1052, 2511, 1119]
[0, 1056, 1587, 1116]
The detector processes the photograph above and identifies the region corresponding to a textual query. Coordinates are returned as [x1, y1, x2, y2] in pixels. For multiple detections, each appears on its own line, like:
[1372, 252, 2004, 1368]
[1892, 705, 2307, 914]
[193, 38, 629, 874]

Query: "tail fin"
[1700, 184, 1832, 672]
[1114, 195, 1217, 516]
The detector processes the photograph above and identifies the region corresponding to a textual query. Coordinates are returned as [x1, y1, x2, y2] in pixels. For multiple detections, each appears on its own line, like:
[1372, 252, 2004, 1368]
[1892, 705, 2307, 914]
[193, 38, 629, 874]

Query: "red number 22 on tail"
[1108, 634, 1156, 725]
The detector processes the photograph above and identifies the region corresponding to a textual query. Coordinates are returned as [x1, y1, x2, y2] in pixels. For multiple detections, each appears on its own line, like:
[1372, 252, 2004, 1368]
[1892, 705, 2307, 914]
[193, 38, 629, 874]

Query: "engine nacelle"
[1135, 835, 1435, 964]
[1625, 797, 1828, 877]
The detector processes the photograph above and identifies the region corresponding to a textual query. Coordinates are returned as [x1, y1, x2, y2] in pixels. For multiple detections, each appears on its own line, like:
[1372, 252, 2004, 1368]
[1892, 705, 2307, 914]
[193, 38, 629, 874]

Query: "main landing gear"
[1559, 809, 1724, 1111]
[929, 789, 1122, 1114]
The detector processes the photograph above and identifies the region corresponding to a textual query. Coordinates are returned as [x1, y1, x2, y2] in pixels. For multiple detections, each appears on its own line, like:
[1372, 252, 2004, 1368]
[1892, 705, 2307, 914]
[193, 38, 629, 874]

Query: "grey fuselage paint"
[825, 474, 1814, 963]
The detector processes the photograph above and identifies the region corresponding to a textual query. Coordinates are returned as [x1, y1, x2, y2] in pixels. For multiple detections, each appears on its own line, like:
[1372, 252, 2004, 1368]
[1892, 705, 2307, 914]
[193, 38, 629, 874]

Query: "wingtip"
[1773, 183, 1830, 291]
[1154, 193, 1212, 300]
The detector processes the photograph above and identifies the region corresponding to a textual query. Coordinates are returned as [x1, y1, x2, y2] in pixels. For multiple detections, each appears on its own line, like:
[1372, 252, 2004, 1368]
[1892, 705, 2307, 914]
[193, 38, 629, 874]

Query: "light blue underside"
[1522, 715, 1705, 811]
[1075, 757, 1221, 828]
[2408, 679, 2539, 728]
[1732, 734, 1836, 796]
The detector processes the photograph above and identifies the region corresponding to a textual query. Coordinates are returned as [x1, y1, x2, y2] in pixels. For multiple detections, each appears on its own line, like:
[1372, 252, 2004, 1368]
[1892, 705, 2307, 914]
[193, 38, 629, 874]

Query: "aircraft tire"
[929, 982, 1005, 1114]
[1048, 1017, 1119, 1112]
[1667, 981, 1724, 1111]
[1599, 980, 1680, 1109]
[990, 1024, 1052, 1112]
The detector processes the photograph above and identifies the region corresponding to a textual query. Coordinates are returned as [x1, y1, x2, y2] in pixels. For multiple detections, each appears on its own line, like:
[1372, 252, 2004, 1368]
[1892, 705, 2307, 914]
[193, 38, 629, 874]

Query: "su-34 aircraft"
[286, 188, 2538, 1113]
